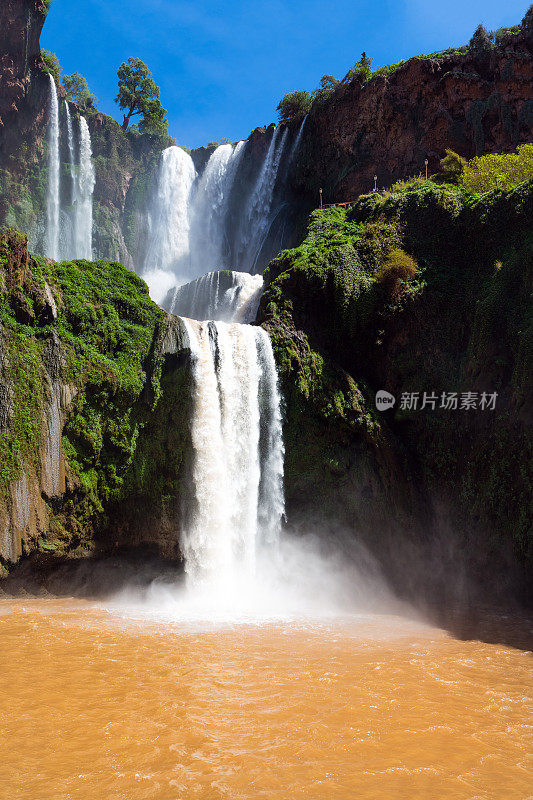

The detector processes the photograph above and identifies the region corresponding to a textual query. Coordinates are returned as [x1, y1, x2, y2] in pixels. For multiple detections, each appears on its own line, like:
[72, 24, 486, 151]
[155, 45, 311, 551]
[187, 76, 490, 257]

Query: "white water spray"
[181, 319, 284, 590]
[75, 117, 95, 260]
[45, 75, 60, 261]
[64, 104, 76, 207]
[143, 146, 197, 302]
[164, 270, 263, 323]
[189, 141, 245, 276]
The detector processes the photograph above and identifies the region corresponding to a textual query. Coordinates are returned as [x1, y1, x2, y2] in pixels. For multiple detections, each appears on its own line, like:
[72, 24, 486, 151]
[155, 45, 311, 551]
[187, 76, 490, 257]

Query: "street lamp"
[424, 159, 429, 180]
[319, 187, 323, 209]
[373, 175, 377, 192]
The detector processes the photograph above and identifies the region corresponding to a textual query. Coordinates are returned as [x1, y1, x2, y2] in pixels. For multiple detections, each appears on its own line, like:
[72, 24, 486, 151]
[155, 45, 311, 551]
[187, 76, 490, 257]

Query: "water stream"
[45, 75, 60, 261]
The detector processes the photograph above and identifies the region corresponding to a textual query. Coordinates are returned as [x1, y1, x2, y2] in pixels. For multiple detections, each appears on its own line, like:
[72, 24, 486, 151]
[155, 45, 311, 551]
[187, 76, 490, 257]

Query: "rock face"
[0, 229, 194, 572]
[259, 180, 533, 607]
[0, 0, 47, 154]
[290, 34, 533, 202]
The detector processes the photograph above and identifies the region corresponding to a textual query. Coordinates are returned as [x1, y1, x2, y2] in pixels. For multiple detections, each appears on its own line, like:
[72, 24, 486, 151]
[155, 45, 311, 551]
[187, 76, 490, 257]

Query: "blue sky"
[41, 0, 529, 148]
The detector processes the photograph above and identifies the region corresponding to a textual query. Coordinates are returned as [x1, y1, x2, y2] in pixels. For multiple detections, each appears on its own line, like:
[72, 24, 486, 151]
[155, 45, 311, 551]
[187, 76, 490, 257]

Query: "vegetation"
[376, 248, 418, 298]
[276, 90, 312, 123]
[115, 57, 168, 136]
[62, 72, 98, 111]
[312, 75, 339, 103]
[438, 149, 467, 184]
[0, 228, 181, 553]
[344, 52, 374, 83]
[469, 24, 495, 59]
[260, 177, 533, 585]
[41, 50, 61, 84]
[461, 144, 533, 193]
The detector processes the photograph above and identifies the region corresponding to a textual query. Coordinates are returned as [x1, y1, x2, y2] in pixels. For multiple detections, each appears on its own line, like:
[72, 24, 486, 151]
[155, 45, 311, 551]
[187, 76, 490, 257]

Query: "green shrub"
[376, 248, 418, 297]
[439, 149, 467, 184]
[276, 90, 312, 123]
[41, 50, 61, 84]
[312, 75, 339, 104]
[62, 72, 98, 111]
[461, 144, 533, 193]
[344, 52, 373, 83]
[468, 24, 495, 59]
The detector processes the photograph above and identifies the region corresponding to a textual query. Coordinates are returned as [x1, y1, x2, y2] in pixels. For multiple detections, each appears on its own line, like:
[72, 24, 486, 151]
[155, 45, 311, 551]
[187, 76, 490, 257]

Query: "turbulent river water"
[0, 599, 531, 799]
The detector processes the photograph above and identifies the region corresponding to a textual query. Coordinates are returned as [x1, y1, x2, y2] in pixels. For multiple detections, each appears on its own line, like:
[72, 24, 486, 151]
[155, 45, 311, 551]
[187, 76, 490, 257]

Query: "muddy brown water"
[0, 598, 531, 799]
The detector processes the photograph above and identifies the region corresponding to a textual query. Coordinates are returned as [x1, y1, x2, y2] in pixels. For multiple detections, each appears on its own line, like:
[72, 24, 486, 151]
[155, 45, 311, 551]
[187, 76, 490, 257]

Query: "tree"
[276, 90, 312, 123]
[115, 57, 168, 133]
[344, 52, 373, 83]
[439, 149, 467, 183]
[62, 72, 98, 111]
[469, 24, 495, 59]
[312, 75, 339, 102]
[41, 50, 61, 84]
[355, 51, 373, 79]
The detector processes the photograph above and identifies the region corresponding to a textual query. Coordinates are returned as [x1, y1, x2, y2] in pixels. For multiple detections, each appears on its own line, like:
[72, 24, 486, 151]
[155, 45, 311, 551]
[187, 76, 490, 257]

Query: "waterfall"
[189, 141, 245, 276]
[141, 133, 290, 305]
[143, 146, 197, 303]
[163, 270, 263, 323]
[289, 114, 307, 164]
[64, 103, 77, 255]
[74, 117, 95, 260]
[181, 319, 284, 588]
[234, 125, 290, 273]
[45, 74, 60, 261]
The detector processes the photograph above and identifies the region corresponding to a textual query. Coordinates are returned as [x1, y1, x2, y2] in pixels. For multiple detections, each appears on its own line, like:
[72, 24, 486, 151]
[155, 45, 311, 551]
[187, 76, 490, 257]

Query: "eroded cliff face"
[291, 34, 533, 201]
[259, 180, 533, 607]
[0, 229, 194, 574]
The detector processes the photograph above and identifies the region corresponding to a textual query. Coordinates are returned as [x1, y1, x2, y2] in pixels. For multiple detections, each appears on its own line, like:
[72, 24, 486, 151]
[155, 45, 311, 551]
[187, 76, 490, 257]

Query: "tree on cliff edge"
[115, 57, 168, 135]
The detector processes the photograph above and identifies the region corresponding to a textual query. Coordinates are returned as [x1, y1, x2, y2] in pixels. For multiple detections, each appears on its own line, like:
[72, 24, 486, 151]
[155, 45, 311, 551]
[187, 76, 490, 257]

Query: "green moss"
[0, 230, 176, 549]
[261, 177, 533, 568]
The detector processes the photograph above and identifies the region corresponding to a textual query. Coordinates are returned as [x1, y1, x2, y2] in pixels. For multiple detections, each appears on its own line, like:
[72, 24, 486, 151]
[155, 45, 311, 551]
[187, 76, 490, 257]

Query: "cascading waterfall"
[45, 74, 60, 261]
[181, 319, 284, 589]
[189, 141, 246, 276]
[64, 103, 77, 254]
[234, 126, 290, 273]
[74, 116, 96, 260]
[163, 270, 263, 323]
[289, 114, 307, 164]
[142, 146, 197, 302]
[142, 131, 290, 303]
[44, 95, 94, 261]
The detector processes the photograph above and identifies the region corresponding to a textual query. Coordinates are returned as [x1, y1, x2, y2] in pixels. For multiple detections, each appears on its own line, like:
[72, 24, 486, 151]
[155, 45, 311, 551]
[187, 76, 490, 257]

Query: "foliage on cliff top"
[116, 57, 168, 137]
[41, 50, 61, 84]
[278, 9, 531, 120]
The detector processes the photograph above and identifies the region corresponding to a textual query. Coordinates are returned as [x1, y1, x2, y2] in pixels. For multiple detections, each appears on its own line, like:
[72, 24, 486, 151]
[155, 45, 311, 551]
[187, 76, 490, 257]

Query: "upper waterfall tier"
[141, 128, 292, 303]
[43, 91, 95, 262]
[162, 270, 263, 323]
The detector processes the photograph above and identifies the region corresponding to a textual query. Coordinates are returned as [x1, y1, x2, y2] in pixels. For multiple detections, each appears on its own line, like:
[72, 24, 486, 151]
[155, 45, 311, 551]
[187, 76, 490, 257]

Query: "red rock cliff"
[292, 34, 533, 201]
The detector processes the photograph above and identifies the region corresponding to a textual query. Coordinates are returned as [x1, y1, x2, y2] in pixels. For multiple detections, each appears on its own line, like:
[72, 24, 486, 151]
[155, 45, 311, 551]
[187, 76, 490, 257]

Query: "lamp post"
[373, 175, 377, 192]
[425, 159, 429, 180]
[319, 187, 323, 209]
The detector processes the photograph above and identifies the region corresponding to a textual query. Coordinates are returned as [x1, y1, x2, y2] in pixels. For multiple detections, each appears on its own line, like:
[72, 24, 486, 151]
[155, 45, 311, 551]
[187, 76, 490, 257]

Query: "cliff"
[291, 31, 533, 202]
[0, 228, 195, 573]
[258, 178, 533, 606]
